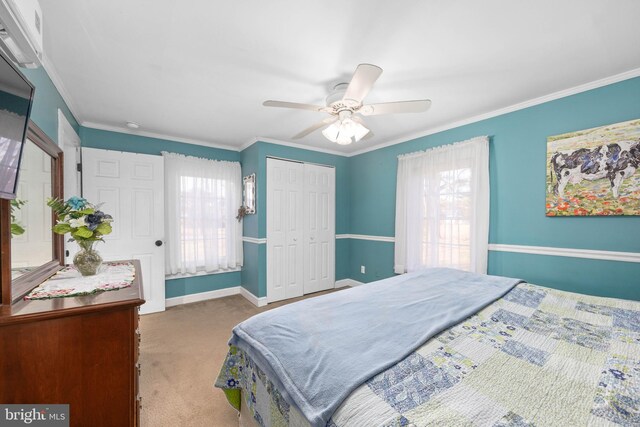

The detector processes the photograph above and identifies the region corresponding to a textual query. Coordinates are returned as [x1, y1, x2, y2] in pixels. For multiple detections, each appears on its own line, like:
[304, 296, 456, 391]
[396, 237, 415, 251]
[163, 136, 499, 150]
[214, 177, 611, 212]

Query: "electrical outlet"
[360, 265, 366, 274]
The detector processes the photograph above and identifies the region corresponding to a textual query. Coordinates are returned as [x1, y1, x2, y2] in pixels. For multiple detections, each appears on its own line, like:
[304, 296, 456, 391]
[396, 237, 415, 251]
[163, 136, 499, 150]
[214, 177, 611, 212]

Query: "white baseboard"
[165, 285, 267, 308]
[335, 278, 364, 288]
[165, 286, 241, 307]
[240, 287, 268, 307]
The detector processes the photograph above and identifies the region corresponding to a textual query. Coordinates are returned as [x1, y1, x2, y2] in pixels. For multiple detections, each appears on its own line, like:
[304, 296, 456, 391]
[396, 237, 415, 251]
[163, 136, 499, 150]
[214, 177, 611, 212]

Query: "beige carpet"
[139, 290, 340, 427]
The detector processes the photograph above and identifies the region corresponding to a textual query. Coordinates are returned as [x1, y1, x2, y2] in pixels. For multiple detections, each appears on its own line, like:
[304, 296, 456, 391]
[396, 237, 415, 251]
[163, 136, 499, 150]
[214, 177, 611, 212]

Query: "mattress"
[216, 282, 640, 426]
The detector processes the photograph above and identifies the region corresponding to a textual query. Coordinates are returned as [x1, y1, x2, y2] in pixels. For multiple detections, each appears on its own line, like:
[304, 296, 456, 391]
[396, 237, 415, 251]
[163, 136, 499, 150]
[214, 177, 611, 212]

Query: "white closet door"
[82, 148, 165, 314]
[303, 164, 335, 294]
[266, 158, 304, 303]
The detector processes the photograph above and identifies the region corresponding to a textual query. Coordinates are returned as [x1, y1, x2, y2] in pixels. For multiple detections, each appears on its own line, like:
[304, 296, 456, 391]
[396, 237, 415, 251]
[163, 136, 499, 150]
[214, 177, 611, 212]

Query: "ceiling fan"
[263, 64, 431, 145]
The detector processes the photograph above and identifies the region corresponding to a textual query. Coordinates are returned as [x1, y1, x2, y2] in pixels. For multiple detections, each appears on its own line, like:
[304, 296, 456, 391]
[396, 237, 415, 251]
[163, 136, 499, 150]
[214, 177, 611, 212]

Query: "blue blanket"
[229, 268, 522, 427]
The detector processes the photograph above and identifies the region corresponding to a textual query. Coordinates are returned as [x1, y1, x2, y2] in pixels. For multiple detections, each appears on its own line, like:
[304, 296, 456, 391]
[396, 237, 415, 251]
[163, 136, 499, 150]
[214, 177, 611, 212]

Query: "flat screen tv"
[0, 50, 34, 200]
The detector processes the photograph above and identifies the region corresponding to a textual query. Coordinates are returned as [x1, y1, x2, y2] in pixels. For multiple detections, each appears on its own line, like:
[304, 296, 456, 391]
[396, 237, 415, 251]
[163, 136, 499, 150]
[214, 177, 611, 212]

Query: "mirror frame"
[0, 121, 64, 305]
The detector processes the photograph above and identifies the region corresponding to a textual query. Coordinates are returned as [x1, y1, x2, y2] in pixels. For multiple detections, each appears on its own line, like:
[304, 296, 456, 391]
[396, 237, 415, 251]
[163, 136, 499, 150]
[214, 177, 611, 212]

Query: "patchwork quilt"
[216, 283, 640, 426]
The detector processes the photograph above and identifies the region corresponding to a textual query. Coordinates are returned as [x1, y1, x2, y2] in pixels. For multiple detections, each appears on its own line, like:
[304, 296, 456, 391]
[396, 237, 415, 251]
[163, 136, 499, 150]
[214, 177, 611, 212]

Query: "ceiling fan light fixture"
[321, 118, 369, 145]
[350, 120, 370, 142]
[321, 122, 340, 142]
[335, 134, 353, 145]
[264, 63, 431, 145]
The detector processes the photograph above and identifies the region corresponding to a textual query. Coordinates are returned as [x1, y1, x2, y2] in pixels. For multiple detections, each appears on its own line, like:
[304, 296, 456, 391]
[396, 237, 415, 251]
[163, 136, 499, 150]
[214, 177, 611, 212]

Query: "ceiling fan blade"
[292, 117, 337, 139]
[359, 100, 431, 116]
[343, 64, 383, 104]
[263, 100, 328, 112]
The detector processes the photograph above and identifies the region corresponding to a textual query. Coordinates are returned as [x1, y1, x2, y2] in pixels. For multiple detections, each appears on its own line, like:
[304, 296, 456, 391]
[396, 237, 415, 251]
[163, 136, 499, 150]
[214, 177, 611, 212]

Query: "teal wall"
[240, 241, 266, 298]
[348, 76, 640, 300]
[489, 252, 639, 300]
[23, 60, 640, 302]
[80, 127, 240, 161]
[240, 141, 350, 298]
[165, 271, 242, 298]
[80, 125, 243, 298]
[240, 142, 260, 239]
[21, 67, 79, 143]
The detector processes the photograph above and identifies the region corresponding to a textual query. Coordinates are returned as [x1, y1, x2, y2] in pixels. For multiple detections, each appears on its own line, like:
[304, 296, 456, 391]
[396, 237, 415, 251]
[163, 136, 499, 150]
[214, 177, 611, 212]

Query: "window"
[163, 152, 242, 275]
[395, 137, 489, 274]
[420, 167, 472, 270]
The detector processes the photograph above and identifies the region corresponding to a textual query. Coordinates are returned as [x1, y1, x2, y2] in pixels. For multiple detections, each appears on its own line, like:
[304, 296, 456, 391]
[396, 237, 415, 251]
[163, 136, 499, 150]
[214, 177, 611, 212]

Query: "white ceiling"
[41, 0, 640, 154]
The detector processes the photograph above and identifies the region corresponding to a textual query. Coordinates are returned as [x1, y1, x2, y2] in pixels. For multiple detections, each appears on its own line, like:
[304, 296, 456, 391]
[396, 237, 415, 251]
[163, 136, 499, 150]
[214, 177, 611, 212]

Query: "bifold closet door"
[266, 158, 304, 303]
[303, 164, 335, 294]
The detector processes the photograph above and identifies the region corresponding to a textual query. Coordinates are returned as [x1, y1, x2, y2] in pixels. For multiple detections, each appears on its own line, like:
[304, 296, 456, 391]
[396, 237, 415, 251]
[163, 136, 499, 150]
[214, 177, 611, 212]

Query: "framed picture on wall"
[546, 118, 640, 216]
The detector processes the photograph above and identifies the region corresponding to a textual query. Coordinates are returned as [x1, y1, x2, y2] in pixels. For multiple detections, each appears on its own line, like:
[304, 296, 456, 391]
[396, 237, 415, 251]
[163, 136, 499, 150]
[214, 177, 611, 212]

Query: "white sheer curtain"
[394, 136, 490, 274]
[162, 152, 243, 275]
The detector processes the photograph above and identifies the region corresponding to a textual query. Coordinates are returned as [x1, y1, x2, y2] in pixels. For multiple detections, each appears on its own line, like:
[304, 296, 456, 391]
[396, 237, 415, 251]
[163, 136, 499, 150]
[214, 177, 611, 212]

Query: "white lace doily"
[25, 261, 135, 300]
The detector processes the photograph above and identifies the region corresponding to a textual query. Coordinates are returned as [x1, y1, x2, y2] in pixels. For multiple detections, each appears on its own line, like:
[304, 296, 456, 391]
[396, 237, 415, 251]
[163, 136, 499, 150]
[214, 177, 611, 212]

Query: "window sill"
[165, 268, 241, 280]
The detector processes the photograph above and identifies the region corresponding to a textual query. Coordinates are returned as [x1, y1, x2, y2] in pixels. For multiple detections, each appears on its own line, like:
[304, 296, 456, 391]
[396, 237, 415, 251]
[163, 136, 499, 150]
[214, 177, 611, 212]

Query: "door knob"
[293, 238, 297, 242]
[155, 240, 163, 247]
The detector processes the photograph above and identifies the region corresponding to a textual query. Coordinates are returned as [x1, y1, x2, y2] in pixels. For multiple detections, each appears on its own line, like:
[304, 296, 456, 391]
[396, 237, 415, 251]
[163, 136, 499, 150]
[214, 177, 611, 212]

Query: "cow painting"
[546, 119, 640, 216]
[550, 141, 640, 198]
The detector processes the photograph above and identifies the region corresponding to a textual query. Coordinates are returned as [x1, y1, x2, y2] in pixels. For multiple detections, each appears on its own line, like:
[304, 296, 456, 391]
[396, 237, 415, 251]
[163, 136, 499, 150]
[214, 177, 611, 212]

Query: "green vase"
[73, 240, 103, 276]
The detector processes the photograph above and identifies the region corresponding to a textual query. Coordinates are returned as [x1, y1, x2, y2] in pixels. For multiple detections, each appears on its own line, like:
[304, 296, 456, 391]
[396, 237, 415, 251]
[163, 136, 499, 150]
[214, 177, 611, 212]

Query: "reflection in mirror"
[10, 138, 53, 279]
[243, 173, 256, 214]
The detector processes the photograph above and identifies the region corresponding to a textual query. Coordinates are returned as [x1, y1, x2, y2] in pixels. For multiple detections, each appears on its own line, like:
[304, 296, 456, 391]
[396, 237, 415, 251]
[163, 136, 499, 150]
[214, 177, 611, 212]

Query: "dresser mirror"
[0, 122, 64, 304]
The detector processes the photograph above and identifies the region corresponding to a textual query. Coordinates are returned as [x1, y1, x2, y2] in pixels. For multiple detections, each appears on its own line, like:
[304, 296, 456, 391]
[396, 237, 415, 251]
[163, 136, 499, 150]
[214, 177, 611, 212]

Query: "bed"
[215, 268, 640, 426]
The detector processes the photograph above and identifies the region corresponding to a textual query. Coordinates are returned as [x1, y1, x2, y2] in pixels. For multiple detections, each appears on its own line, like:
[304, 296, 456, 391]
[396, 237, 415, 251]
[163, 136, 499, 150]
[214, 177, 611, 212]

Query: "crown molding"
[239, 137, 258, 151]
[80, 121, 239, 152]
[244, 136, 350, 157]
[347, 67, 640, 157]
[41, 51, 640, 159]
[40, 53, 83, 125]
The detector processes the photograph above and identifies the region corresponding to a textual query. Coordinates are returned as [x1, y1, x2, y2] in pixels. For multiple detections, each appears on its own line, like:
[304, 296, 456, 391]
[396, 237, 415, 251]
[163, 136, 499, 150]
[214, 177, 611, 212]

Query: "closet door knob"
[155, 240, 163, 247]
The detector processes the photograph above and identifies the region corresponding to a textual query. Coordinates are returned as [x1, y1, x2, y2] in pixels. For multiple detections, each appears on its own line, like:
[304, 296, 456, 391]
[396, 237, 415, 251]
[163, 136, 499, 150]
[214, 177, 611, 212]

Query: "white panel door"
[303, 164, 335, 294]
[10, 139, 53, 269]
[58, 109, 82, 264]
[266, 158, 303, 303]
[82, 148, 165, 314]
[58, 110, 81, 198]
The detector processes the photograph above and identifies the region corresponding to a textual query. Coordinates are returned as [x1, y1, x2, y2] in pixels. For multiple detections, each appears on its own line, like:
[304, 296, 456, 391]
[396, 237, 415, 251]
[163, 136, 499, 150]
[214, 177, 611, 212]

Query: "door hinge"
[76, 163, 82, 172]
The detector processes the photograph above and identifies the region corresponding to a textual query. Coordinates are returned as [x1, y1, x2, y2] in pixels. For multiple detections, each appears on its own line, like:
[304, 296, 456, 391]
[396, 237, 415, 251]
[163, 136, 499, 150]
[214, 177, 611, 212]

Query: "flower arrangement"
[47, 196, 113, 242]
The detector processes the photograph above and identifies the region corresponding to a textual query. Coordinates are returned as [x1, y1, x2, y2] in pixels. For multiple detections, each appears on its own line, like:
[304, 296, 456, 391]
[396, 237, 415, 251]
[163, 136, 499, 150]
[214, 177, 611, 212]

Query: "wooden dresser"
[0, 260, 145, 427]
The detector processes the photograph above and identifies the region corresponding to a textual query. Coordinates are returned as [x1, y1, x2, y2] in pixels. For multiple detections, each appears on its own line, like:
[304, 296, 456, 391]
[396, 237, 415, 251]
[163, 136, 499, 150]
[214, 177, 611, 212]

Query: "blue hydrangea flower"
[85, 214, 102, 231]
[67, 196, 87, 210]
